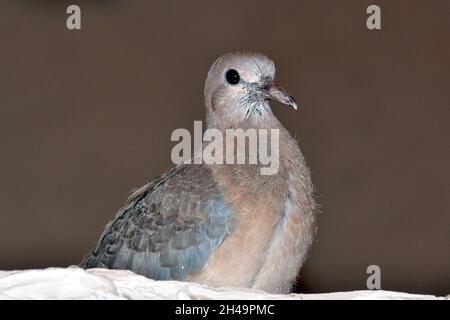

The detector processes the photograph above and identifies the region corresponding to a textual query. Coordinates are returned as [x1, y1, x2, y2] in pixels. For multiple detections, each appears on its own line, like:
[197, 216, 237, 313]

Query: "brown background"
[0, 0, 448, 295]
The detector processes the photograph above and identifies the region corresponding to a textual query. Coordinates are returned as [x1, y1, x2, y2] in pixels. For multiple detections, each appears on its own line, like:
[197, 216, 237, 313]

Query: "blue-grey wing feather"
[81, 164, 234, 280]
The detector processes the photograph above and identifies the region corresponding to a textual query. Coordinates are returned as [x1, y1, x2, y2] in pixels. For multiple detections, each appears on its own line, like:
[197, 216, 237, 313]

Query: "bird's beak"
[260, 80, 298, 110]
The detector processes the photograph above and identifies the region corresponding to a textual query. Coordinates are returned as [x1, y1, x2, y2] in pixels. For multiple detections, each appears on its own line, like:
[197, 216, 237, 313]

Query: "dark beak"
[261, 80, 298, 110]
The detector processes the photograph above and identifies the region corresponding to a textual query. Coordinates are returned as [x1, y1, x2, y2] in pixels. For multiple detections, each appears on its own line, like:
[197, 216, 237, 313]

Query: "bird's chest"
[190, 163, 291, 286]
[191, 133, 315, 290]
[217, 162, 290, 235]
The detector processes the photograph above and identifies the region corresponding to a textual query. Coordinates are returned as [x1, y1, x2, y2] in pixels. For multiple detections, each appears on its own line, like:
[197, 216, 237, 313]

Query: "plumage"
[82, 51, 317, 293]
[82, 164, 235, 280]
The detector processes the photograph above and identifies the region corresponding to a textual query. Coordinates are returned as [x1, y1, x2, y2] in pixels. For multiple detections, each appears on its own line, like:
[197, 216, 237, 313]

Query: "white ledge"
[0, 267, 446, 300]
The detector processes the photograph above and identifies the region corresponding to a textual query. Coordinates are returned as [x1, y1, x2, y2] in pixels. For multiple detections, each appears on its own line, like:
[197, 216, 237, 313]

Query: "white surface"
[0, 267, 446, 300]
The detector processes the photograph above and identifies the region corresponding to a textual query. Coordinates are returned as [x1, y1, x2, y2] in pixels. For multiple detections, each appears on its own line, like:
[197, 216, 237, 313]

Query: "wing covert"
[82, 164, 234, 280]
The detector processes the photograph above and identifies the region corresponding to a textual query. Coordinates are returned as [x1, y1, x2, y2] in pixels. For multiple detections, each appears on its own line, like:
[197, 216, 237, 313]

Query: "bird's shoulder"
[123, 163, 221, 212]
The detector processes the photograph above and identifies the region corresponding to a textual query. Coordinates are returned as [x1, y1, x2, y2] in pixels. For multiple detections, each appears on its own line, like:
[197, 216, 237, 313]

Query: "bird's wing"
[81, 164, 235, 280]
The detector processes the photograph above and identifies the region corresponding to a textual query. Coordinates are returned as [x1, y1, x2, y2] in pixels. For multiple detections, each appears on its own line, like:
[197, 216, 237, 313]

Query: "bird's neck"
[206, 110, 282, 132]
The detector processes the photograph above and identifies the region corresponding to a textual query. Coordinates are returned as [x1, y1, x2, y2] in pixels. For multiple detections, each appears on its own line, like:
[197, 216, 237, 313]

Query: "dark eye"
[225, 69, 240, 85]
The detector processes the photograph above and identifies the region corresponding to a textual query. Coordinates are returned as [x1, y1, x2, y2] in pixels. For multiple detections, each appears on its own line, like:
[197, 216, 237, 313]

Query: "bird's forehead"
[209, 52, 276, 83]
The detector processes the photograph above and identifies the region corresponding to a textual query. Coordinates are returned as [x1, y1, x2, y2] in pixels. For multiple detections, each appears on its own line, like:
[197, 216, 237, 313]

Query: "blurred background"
[0, 0, 448, 295]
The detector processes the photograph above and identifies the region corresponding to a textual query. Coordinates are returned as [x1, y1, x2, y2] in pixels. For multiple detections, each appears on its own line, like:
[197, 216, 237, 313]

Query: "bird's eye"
[225, 69, 240, 85]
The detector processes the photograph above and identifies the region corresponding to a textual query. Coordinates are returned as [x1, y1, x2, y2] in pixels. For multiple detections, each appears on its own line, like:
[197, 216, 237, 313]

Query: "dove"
[81, 52, 317, 294]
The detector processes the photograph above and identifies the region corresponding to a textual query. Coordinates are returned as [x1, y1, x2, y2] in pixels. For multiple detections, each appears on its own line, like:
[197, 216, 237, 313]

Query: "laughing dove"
[81, 52, 317, 293]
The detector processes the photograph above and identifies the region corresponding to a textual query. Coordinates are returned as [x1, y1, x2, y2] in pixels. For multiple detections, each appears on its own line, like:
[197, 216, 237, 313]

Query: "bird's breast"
[189, 159, 290, 287]
[189, 128, 316, 291]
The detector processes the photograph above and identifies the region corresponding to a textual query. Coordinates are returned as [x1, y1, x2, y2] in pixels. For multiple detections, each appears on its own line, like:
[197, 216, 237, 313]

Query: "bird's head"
[204, 51, 297, 128]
